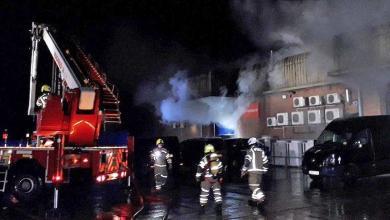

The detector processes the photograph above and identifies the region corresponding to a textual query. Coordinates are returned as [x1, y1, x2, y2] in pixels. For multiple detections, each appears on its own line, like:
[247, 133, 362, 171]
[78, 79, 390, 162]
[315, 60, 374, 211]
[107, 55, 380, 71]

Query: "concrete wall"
[361, 88, 387, 116]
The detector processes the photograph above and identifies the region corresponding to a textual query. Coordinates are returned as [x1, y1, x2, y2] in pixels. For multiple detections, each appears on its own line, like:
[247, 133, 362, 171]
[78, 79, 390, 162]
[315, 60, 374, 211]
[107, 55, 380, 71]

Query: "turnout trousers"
[154, 166, 168, 190]
[199, 178, 222, 206]
[248, 172, 264, 201]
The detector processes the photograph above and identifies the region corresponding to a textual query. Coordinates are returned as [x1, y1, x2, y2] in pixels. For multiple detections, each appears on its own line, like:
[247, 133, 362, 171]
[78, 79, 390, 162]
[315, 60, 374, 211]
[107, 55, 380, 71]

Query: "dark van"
[302, 116, 390, 184]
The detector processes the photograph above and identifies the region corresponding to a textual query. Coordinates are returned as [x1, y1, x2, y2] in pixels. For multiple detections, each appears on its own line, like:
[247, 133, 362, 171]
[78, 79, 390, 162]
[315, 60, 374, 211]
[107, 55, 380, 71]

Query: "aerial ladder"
[0, 22, 136, 213]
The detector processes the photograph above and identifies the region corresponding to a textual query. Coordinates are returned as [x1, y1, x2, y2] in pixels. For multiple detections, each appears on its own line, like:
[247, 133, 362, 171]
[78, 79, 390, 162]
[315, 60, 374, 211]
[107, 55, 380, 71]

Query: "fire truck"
[0, 22, 134, 208]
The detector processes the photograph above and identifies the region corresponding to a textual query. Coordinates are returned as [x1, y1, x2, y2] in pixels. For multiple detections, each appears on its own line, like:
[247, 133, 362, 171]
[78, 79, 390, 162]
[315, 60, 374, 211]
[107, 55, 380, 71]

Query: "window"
[350, 129, 371, 149]
[317, 129, 352, 145]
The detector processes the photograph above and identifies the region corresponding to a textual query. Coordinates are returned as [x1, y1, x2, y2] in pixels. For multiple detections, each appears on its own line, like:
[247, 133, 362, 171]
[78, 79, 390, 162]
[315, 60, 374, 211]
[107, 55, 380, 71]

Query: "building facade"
[161, 24, 390, 141]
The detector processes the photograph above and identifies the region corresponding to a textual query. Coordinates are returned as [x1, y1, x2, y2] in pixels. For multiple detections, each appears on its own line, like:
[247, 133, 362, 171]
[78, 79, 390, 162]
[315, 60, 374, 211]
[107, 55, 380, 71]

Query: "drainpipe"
[358, 87, 363, 116]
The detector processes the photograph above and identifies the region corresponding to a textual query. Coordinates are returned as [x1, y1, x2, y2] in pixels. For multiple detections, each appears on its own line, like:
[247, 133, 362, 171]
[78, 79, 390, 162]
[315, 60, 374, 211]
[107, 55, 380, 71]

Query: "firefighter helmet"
[41, 84, 51, 93]
[204, 144, 215, 154]
[156, 138, 164, 146]
[248, 137, 258, 146]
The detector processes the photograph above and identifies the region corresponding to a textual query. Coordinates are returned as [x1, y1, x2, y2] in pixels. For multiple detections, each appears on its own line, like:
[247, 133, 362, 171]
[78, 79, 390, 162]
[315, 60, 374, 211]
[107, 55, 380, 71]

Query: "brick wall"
[263, 83, 358, 139]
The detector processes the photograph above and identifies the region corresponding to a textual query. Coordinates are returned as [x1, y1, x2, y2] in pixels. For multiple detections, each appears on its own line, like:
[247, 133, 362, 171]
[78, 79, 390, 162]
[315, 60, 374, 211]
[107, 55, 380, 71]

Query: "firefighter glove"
[241, 170, 247, 178]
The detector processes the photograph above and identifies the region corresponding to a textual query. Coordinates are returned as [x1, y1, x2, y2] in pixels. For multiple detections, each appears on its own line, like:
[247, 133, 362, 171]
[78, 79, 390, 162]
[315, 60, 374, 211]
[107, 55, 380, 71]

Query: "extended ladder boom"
[28, 22, 83, 115]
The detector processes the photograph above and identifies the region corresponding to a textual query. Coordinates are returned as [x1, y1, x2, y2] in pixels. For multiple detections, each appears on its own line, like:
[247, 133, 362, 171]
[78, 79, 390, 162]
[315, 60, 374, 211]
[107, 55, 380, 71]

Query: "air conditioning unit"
[291, 111, 304, 125]
[309, 95, 322, 106]
[307, 110, 322, 124]
[326, 93, 341, 104]
[325, 108, 343, 123]
[293, 97, 307, 108]
[266, 117, 277, 127]
[276, 113, 289, 126]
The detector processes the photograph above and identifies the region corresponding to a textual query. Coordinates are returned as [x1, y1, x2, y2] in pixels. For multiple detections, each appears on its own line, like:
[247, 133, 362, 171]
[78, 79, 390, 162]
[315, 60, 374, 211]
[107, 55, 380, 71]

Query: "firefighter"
[36, 84, 51, 109]
[150, 138, 172, 191]
[195, 144, 223, 215]
[241, 137, 268, 206]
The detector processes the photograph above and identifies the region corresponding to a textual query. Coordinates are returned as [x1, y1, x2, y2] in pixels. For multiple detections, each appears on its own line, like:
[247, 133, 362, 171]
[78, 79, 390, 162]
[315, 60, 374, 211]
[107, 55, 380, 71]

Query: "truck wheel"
[12, 174, 42, 202]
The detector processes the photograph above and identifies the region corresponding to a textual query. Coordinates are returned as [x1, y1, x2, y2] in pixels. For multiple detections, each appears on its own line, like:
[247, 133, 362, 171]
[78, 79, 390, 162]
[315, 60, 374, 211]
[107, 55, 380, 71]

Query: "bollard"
[127, 175, 131, 188]
[53, 187, 59, 209]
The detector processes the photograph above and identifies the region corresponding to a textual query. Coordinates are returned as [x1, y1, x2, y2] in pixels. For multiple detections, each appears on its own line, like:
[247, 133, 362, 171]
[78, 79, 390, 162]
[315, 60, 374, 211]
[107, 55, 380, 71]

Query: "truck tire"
[12, 173, 42, 202]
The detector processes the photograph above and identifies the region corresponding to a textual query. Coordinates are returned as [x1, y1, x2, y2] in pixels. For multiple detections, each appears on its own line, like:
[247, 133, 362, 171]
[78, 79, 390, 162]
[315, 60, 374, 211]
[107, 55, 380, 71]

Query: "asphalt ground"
[2, 167, 390, 219]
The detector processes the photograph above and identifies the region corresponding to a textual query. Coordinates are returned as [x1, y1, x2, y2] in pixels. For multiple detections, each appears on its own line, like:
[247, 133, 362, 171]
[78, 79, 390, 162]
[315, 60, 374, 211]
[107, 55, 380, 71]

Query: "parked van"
[302, 116, 390, 184]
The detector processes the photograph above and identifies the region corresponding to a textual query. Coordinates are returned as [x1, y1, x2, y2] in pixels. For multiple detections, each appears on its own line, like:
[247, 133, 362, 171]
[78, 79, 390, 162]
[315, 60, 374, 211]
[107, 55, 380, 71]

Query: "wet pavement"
[137, 167, 390, 219]
[2, 167, 390, 219]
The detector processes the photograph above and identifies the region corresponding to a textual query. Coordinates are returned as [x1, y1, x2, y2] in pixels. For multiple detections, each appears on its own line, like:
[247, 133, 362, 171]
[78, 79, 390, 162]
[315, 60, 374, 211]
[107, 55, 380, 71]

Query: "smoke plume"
[158, 68, 263, 130]
[231, 0, 390, 93]
[137, 0, 390, 135]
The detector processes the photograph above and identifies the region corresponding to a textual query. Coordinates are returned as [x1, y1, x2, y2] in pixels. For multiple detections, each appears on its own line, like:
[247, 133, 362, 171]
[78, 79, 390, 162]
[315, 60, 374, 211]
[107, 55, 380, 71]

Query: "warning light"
[2, 130, 8, 140]
[82, 158, 89, 163]
[96, 175, 106, 183]
[52, 175, 62, 183]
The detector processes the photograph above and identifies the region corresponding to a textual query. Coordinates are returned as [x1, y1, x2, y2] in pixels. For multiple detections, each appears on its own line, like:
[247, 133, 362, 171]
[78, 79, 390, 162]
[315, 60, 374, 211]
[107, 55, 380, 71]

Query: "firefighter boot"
[248, 199, 256, 207]
[198, 205, 205, 215]
[215, 203, 222, 216]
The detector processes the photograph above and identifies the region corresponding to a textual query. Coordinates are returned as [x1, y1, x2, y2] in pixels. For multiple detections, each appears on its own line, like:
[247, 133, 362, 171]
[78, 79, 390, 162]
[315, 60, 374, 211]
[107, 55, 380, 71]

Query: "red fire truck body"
[0, 22, 134, 204]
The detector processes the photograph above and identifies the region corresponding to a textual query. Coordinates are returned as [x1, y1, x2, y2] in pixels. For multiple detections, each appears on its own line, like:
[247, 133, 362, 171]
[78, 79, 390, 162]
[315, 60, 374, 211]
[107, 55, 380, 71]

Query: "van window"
[317, 129, 352, 145]
[350, 129, 371, 149]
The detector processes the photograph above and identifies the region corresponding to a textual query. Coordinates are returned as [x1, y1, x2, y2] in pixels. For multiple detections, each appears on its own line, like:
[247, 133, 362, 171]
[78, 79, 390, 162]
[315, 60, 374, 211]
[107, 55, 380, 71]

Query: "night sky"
[0, 1, 258, 138]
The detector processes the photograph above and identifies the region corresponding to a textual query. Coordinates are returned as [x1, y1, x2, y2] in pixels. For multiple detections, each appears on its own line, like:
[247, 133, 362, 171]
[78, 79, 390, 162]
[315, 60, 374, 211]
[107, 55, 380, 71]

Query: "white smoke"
[231, 0, 390, 89]
[156, 54, 274, 131]
[138, 0, 390, 134]
[159, 69, 257, 130]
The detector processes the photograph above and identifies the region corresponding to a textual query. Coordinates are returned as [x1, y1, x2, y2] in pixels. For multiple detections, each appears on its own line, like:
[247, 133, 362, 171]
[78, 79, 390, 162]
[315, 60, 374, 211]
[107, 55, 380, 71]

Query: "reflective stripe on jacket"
[242, 146, 268, 173]
[151, 147, 170, 166]
[196, 153, 223, 179]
